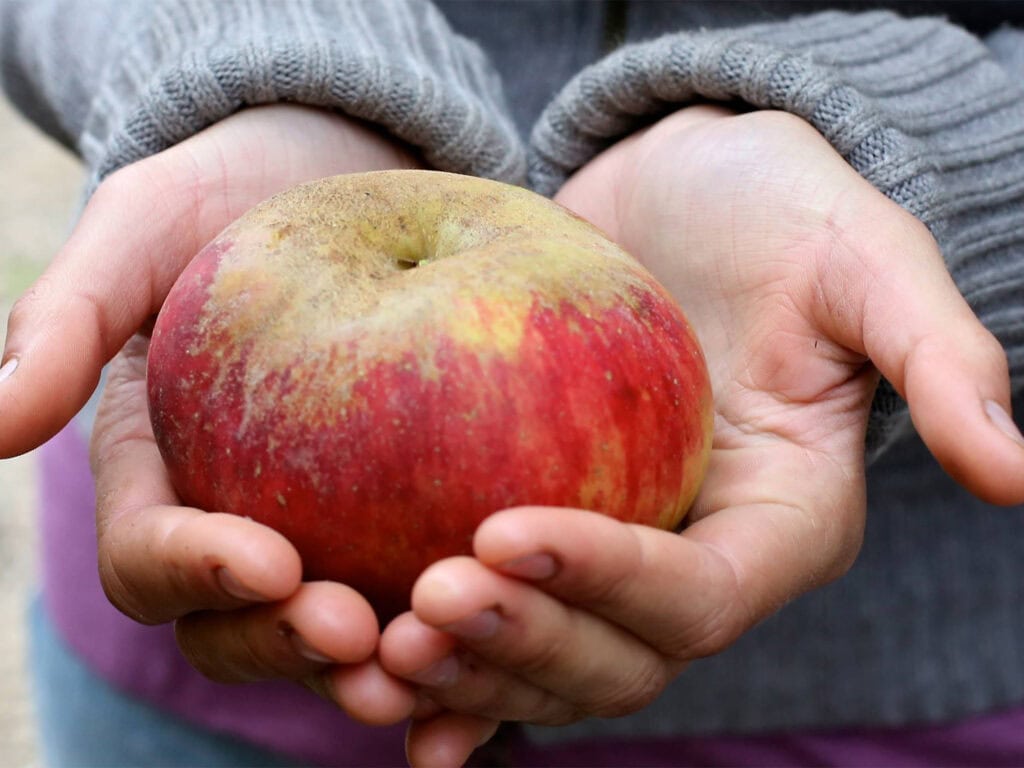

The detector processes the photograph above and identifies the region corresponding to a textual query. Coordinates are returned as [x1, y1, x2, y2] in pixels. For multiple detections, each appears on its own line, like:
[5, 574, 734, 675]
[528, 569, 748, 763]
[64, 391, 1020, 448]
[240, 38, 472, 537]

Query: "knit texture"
[0, 0, 526, 188]
[530, 10, 1024, 459]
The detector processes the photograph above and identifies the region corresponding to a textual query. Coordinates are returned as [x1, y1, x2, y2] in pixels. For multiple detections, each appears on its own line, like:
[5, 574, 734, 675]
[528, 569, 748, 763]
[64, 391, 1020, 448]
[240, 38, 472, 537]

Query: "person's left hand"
[375, 106, 1024, 766]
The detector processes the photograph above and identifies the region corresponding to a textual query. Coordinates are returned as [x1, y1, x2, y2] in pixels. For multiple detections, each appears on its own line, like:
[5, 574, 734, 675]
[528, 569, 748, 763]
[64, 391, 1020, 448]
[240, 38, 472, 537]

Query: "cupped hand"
[380, 106, 1024, 765]
[1, 105, 423, 722]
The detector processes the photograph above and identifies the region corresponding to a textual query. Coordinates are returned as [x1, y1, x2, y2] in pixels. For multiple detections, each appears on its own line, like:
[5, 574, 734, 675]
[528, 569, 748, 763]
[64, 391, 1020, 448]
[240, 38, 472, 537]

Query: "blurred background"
[0, 94, 83, 766]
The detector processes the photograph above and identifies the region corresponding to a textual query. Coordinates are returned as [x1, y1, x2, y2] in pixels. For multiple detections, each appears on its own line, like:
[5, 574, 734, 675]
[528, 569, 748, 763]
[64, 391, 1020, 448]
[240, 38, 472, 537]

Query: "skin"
[2, 104, 1024, 767]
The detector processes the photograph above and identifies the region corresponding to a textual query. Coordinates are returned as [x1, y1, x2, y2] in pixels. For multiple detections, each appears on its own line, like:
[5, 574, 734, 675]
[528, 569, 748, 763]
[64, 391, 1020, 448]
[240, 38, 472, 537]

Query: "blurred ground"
[0, 95, 84, 767]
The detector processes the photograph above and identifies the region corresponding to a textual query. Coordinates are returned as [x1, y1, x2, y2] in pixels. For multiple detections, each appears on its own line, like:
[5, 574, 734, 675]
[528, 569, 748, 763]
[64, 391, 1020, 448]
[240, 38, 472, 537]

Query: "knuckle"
[667, 598, 746, 660]
[173, 616, 254, 683]
[559, 525, 646, 611]
[96, 543, 164, 625]
[658, 548, 753, 661]
[432, 657, 510, 717]
[173, 617, 226, 681]
[175, 613, 296, 685]
[71, 289, 115, 360]
[6, 275, 53, 333]
[532, 698, 589, 727]
[460, 673, 572, 726]
[588, 660, 671, 719]
[226, 630, 292, 682]
[159, 517, 233, 602]
[94, 512, 212, 627]
[10, 272, 111, 367]
[513, 616, 579, 680]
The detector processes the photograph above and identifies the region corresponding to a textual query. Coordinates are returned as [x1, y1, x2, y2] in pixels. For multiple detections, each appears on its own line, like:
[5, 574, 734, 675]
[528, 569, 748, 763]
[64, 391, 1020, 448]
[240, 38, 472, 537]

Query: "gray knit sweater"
[3, 0, 1023, 745]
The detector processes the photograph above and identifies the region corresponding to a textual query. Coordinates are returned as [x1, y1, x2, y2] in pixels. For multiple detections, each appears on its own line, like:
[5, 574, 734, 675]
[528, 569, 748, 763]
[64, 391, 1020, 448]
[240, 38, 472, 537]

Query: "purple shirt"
[39, 425, 1024, 766]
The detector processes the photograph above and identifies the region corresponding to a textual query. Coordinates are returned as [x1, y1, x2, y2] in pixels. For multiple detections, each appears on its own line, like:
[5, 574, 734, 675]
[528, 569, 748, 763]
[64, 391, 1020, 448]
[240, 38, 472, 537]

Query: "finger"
[473, 491, 863, 663]
[0, 158, 221, 458]
[474, 507, 738, 658]
[380, 612, 461, 687]
[175, 580, 378, 684]
[382, 610, 578, 724]
[400, 556, 677, 721]
[99, 506, 303, 625]
[822, 201, 1024, 504]
[0, 105, 419, 458]
[406, 713, 501, 768]
[317, 659, 420, 727]
[93, 336, 301, 623]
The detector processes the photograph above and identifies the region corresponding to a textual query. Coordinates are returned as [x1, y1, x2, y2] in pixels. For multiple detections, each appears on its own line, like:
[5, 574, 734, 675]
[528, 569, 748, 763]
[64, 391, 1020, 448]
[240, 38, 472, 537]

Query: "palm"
[554, 110, 893, 599]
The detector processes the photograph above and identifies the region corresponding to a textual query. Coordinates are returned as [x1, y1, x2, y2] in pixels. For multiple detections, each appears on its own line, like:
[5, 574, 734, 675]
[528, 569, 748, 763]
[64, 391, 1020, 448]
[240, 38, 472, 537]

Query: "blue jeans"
[28, 599, 300, 768]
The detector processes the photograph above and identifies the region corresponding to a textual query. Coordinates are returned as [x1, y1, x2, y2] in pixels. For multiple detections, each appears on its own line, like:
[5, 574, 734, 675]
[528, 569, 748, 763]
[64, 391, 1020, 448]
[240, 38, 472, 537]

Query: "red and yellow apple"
[146, 170, 713, 619]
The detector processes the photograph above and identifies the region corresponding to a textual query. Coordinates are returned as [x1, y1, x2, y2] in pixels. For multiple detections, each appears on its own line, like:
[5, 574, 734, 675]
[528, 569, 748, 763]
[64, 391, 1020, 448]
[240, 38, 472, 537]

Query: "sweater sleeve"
[0, 0, 525, 187]
[529, 10, 1024, 460]
[986, 25, 1024, 80]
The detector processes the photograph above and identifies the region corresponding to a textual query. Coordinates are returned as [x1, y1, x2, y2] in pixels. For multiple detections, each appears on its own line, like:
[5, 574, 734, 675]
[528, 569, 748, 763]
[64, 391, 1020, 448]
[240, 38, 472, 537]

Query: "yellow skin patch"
[202, 172, 670, 395]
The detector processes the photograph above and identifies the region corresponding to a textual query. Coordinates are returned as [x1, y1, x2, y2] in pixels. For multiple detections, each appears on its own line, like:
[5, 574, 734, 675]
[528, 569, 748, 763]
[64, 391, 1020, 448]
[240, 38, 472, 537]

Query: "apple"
[147, 170, 713, 619]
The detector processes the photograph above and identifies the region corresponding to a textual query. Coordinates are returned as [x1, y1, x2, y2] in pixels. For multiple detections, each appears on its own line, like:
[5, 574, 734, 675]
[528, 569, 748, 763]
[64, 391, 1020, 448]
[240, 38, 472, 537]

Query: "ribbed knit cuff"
[6, 0, 525, 188]
[529, 10, 1024, 459]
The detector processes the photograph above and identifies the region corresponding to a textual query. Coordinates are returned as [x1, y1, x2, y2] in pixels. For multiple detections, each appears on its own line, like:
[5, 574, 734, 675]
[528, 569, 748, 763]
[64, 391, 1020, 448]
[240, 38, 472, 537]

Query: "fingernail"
[984, 400, 1024, 448]
[216, 566, 266, 601]
[288, 631, 334, 664]
[410, 655, 460, 688]
[443, 609, 501, 640]
[497, 553, 558, 580]
[0, 357, 18, 384]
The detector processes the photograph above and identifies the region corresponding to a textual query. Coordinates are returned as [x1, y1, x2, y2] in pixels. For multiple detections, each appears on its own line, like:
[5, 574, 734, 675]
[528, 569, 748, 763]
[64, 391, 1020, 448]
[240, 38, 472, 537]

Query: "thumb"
[828, 206, 1024, 505]
[0, 162, 208, 458]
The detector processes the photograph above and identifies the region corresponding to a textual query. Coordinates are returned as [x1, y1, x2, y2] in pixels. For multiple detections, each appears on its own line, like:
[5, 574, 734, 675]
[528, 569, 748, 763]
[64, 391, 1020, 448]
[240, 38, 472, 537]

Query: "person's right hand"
[0, 104, 424, 724]
[379, 105, 1024, 766]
